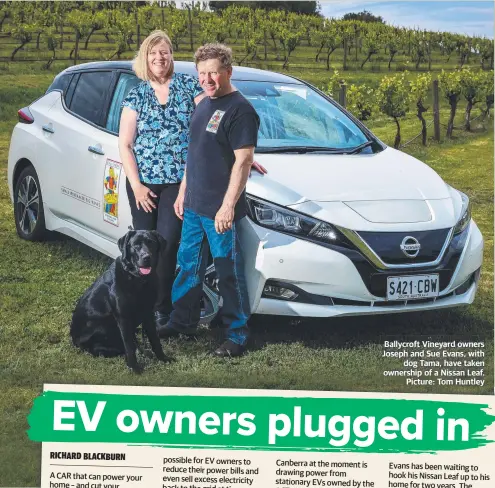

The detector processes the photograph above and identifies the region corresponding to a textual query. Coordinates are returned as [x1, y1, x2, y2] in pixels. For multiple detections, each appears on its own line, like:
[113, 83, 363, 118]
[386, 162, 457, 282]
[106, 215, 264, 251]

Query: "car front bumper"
[238, 218, 483, 318]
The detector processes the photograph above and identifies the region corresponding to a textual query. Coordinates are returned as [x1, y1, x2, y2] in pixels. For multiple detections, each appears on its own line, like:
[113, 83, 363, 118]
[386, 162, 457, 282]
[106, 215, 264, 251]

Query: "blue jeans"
[169, 209, 250, 345]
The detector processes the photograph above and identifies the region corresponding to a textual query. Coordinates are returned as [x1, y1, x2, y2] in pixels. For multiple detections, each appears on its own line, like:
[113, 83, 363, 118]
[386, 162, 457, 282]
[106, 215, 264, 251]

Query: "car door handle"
[42, 124, 55, 134]
[88, 145, 105, 155]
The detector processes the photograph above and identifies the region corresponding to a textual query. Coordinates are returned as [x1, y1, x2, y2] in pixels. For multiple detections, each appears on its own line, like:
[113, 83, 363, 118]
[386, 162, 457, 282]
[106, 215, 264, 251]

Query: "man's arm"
[215, 146, 254, 234]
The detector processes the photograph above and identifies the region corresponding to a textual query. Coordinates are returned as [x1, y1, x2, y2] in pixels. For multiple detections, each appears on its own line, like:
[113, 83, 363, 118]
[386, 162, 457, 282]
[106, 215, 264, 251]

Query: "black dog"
[70, 230, 171, 372]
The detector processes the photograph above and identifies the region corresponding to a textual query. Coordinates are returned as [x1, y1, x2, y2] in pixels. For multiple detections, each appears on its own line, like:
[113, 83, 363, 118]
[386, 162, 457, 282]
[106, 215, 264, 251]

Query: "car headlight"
[453, 191, 471, 235]
[246, 195, 352, 248]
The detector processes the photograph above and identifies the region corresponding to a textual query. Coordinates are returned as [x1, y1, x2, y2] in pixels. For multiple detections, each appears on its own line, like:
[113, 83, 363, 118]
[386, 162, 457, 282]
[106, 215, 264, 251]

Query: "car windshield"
[234, 80, 369, 152]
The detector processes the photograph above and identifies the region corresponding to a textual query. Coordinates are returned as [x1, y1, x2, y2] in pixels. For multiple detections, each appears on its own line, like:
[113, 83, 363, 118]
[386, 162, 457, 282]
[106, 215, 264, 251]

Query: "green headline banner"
[28, 391, 494, 453]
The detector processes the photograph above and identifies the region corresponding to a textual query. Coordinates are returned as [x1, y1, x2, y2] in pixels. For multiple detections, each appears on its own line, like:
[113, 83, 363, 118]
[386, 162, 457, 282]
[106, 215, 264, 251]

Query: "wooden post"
[339, 84, 347, 108]
[343, 38, 348, 71]
[188, 6, 193, 52]
[135, 10, 141, 48]
[433, 79, 440, 141]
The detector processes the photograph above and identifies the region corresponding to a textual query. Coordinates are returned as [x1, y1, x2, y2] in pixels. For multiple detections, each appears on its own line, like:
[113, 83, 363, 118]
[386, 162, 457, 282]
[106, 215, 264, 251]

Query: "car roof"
[61, 60, 304, 85]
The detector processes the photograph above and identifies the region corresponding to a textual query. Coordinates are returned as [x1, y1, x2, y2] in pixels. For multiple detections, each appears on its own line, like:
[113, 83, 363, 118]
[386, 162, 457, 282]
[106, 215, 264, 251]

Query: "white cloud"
[319, 1, 494, 38]
[445, 7, 494, 15]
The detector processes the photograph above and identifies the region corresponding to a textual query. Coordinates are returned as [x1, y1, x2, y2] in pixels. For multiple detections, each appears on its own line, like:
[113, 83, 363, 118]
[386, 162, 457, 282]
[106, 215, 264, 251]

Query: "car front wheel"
[14, 165, 47, 241]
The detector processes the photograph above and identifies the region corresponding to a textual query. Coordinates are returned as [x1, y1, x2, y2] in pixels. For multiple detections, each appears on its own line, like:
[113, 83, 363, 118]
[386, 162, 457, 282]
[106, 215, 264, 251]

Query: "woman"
[119, 31, 204, 327]
[119, 31, 264, 328]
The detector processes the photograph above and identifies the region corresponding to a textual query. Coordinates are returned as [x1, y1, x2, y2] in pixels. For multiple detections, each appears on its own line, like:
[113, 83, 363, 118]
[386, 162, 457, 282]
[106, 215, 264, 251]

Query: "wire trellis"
[439, 112, 486, 131]
[398, 111, 490, 149]
[399, 119, 435, 148]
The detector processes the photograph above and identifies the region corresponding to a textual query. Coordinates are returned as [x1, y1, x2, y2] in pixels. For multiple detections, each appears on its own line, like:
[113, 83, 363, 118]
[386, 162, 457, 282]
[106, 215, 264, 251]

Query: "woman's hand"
[134, 183, 157, 213]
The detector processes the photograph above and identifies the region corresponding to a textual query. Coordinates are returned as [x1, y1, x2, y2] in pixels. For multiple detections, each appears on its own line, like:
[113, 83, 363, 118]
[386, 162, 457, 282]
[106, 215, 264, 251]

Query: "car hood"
[247, 147, 458, 231]
[248, 147, 450, 203]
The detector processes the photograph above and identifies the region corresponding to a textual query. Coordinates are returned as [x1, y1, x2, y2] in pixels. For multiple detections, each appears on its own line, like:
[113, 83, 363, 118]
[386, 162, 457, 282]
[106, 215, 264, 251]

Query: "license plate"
[387, 274, 439, 300]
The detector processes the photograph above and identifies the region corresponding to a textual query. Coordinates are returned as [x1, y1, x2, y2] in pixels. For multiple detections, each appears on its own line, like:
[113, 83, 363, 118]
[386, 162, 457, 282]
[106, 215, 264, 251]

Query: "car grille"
[314, 226, 468, 300]
[356, 229, 451, 265]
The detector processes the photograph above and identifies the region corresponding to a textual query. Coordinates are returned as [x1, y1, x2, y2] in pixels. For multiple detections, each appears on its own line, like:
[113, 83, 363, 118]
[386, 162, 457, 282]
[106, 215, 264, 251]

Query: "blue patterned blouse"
[122, 73, 202, 184]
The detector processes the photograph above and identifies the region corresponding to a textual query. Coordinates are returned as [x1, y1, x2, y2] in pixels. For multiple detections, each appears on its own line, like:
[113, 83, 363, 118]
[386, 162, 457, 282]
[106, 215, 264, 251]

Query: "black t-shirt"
[184, 90, 260, 221]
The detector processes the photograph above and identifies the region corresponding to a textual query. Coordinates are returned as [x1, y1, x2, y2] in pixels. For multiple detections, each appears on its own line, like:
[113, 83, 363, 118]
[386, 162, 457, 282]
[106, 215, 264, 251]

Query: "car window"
[46, 73, 72, 95]
[65, 73, 78, 106]
[235, 80, 368, 150]
[69, 71, 114, 126]
[106, 72, 140, 133]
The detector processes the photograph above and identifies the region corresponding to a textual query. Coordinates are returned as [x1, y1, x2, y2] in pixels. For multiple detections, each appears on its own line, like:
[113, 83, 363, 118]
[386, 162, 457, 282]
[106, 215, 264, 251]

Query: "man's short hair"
[194, 43, 233, 70]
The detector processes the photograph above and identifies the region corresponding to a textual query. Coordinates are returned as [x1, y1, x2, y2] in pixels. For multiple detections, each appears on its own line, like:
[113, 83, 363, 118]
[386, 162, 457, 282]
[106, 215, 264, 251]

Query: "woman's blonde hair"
[133, 30, 174, 81]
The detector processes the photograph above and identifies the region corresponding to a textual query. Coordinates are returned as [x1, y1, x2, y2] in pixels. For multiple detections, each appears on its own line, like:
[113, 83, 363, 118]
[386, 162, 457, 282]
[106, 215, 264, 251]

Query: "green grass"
[0, 58, 493, 485]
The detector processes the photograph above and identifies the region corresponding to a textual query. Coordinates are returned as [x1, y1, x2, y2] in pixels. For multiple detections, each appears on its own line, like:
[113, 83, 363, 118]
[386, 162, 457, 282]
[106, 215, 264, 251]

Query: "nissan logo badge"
[400, 236, 421, 258]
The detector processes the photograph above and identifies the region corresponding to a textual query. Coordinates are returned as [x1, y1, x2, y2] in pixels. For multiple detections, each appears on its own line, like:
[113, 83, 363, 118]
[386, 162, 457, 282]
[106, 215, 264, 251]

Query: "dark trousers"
[170, 209, 250, 345]
[126, 179, 182, 314]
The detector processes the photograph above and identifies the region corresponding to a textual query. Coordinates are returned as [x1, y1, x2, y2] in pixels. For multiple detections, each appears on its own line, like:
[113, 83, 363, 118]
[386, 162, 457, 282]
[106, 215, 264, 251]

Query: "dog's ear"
[118, 230, 135, 261]
[151, 230, 167, 252]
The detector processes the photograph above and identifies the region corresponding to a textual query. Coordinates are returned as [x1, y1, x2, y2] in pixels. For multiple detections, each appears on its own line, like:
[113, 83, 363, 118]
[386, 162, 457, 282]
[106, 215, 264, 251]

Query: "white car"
[8, 61, 483, 319]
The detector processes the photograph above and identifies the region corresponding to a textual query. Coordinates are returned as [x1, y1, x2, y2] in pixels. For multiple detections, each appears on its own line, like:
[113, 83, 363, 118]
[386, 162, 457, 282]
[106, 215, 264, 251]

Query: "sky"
[319, 1, 494, 38]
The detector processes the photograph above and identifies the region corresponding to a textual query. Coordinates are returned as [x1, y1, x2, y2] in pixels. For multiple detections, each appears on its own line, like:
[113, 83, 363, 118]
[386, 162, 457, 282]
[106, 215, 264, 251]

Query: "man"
[158, 43, 260, 358]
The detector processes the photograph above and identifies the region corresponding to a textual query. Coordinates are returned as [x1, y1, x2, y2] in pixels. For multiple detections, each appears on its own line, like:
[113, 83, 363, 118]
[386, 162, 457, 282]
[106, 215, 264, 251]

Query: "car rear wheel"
[14, 166, 47, 241]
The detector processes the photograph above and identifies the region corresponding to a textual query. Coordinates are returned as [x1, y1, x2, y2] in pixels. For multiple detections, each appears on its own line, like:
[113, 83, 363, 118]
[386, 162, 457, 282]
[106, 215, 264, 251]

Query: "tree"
[460, 68, 488, 131]
[476, 38, 494, 70]
[53, 1, 74, 49]
[84, 11, 106, 49]
[198, 12, 229, 44]
[347, 84, 375, 120]
[309, 21, 325, 62]
[277, 12, 305, 69]
[338, 21, 354, 71]
[43, 27, 60, 69]
[254, 8, 271, 60]
[266, 9, 285, 53]
[342, 10, 384, 23]
[33, 8, 54, 50]
[107, 10, 135, 60]
[440, 32, 457, 62]
[237, 12, 263, 65]
[377, 72, 410, 148]
[221, 5, 249, 43]
[360, 26, 382, 69]
[439, 70, 463, 138]
[66, 10, 93, 65]
[209, 2, 320, 15]
[458, 40, 470, 68]
[479, 71, 494, 120]
[409, 72, 431, 145]
[321, 21, 341, 70]
[137, 4, 155, 33]
[0, 2, 12, 32]
[411, 30, 428, 70]
[157, 8, 188, 51]
[385, 28, 402, 71]
[10, 24, 35, 61]
[184, 3, 202, 52]
[326, 70, 346, 99]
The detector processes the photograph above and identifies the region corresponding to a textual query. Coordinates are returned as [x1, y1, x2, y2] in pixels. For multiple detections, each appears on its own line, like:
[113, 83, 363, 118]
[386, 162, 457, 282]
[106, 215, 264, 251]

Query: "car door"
[84, 71, 140, 241]
[44, 70, 115, 235]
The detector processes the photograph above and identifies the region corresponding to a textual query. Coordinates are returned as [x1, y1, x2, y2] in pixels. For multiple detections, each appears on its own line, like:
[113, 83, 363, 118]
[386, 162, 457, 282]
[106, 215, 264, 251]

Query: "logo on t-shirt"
[206, 110, 226, 133]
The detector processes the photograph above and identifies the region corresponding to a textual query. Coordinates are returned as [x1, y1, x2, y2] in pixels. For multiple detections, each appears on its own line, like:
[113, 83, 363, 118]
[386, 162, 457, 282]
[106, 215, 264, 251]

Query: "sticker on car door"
[103, 159, 122, 226]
